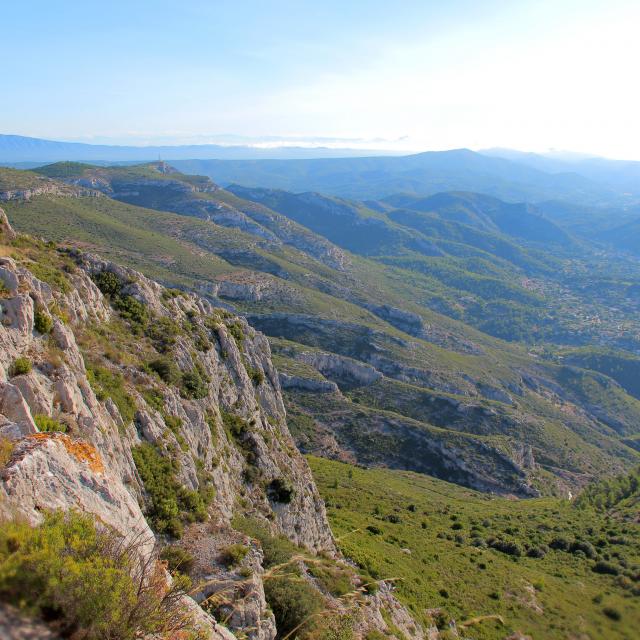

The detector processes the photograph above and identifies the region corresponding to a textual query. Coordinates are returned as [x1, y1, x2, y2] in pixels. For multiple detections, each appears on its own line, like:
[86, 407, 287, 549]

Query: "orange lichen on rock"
[28, 432, 104, 474]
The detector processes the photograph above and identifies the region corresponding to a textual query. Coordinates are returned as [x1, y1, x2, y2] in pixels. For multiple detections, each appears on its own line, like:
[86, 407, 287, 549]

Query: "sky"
[2, 0, 640, 159]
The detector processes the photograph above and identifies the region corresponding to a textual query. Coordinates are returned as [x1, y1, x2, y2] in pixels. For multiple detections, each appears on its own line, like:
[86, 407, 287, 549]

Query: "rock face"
[0, 216, 423, 639]
[365, 303, 484, 355]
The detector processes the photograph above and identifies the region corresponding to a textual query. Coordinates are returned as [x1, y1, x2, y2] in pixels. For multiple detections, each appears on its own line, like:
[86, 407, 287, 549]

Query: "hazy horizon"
[3, 0, 640, 159]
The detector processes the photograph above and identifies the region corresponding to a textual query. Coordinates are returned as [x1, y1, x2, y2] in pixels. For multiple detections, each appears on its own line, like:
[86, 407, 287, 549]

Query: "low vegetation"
[10, 357, 31, 376]
[310, 456, 640, 640]
[131, 442, 209, 538]
[34, 414, 67, 433]
[0, 511, 199, 640]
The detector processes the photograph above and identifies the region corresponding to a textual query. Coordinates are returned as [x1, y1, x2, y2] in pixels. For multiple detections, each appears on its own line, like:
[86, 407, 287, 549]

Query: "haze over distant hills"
[0, 133, 400, 163]
[3, 134, 640, 206]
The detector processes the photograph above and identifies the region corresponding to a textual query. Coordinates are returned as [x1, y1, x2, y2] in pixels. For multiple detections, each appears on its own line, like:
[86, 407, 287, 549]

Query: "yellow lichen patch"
[29, 432, 105, 474]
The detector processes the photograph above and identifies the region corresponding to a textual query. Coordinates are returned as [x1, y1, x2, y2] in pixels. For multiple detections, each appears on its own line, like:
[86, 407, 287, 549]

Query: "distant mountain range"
[0, 134, 399, 163]
[3, 135, 640, 206]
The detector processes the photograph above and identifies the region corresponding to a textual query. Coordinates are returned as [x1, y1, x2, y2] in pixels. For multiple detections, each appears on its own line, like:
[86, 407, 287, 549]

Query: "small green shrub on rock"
[10, 357, 31, 376]
[180, 367, 209, 399]
[221, 543, 249, 567]
[160, 545, 195, 575]
[34, 307, 53, 334]
[34, 414, 67, 433]
[264, 575, 321, 639]
[148, 357, 181, 385]
[132, 443, 209, 538]
[86, 364, 136, 425]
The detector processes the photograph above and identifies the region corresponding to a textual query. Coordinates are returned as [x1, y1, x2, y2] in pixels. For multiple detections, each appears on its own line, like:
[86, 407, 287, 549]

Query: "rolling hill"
[2, 162, 639, 500]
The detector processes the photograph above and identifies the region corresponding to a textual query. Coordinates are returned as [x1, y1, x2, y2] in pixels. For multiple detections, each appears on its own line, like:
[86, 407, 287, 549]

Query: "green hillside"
[3, 166, 640, 498]
[310, 456, 640, 640]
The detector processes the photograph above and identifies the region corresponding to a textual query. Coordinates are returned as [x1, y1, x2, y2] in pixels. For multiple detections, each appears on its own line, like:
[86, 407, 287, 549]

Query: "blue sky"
[3, 0, 639, 158]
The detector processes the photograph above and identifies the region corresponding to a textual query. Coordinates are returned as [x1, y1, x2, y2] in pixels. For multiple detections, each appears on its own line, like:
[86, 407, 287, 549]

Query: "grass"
[309, 456, 640, 640]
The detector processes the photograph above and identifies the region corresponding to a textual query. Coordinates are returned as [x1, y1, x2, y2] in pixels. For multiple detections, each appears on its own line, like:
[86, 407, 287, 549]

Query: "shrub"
[603, 606, 622, 621]
[593, 560, 620, 575]
[114, 295, 147, 329]
[221, 543, 249, 567]
[226, 321, 245, 344]
[570, 540, 597, 559]
[246, 365, 265, 386]
[549, 536, 571, 551]
[488, 538, 522, 557]
[0, 437, 14, 467]
[307, 562, 353, 597]
[131, 443, 209, 538]
[86, 364, 136, 425]
[148, 357, 180, 385]
[93, 271, 122, 297]
[10, 357, 31, 376]
[232, 516, 299, 568]
[180, 362, 209, 400]
[366, 525, 383, 535]
[264, 575, 322, 638]
[526, 546, 548, 559]
[222, 410, 249, 440]
[141, 387, 165, 413]
[160, 546, 195, 575]
[146, 316, 182, 353]
[0, 511, 196, 640]
[268, 477, 295, 504]
[34, 308, 53, 334]
[34, 414, 67, 433]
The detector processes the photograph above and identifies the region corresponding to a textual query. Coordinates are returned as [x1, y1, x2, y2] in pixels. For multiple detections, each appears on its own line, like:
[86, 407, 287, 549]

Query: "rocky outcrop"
[297, 350, 382, 387]
[0, 215, 425, 639]
[279, 372, 339, 393]
[365, 303, 484, 355]
[0, 180, 98, 202]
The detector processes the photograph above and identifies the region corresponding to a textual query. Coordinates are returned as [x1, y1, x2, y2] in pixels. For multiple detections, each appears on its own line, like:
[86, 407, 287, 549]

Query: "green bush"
[132, 443, 209, 538]
[307, 561, 353, 596]
[93, 271, 122, 297]
[264, 575, 322, 638]
[34, 414, 67, 433]
[10, 357, 32, 376]
[593, 560, 620, 575]
[86, 364, 136, 425]
[488, 537, 522, 557]
[160, 545, 194, 575]
[222, 410, 249, 440]
[146, 316, 182, 353]
[603, 606, 622, 621]
[221, 543, 249, 567]
[114, 295, 147, 329]
[141, 387, 165, 412]
[246, 365, 265, 386]
[0, 511, 195, 640]
[268, 477, 295, 504]
[0, 437, 14, 467]
[226, 321, 245, 344]
[180, 363, 209, 400]
[148, 357, 181, 385]
[232, 516, 299, 568]
[570, 540, 597, 559]
[34, 308, 53, 334]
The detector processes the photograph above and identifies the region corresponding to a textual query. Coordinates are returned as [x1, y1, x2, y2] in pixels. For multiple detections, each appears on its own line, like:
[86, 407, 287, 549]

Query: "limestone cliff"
[0, 211, 423, 640]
